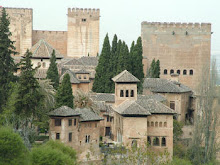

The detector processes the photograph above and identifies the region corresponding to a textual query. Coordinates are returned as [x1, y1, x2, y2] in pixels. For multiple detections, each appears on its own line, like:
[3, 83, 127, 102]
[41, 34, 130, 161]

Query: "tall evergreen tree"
[92, 34, 112, 93]
[155, 59, 160, 78]
[0, 8, 17, 112]
[14, 50, 43, 120]
[129, 41, 135, 73]
[46, 50, 59, 89]
[132, 37, 144, 93]
[55, 74, 74, 108]
[148, 59, 160, 78]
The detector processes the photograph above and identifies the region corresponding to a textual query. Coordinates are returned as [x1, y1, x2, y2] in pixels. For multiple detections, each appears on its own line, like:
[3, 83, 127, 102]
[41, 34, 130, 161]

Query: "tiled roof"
[48, 106, 81, 117]
[34, 69, 47, 79]
[90, 93, 115, 102]
[48, 106, 103, 121]
[75, 69, 90, 74]
[138, 94, 167, 102]
[78, 56, 99, 66]
[143, 78, 192, 93]
[30, 39, 64, 59]
[60, 70, 80, 84]
[112, 70, 140, 83]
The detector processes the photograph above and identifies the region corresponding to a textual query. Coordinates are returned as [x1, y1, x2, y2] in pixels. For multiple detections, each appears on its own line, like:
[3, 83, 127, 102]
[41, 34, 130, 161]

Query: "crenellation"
[33, 30, 67, 35]
[68, 7, 100, 17]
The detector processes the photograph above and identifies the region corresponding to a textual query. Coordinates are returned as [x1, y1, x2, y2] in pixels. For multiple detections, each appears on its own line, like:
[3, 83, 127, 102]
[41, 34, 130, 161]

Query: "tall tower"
[67, 8, 100, 58]
[141, 22, 211, 91]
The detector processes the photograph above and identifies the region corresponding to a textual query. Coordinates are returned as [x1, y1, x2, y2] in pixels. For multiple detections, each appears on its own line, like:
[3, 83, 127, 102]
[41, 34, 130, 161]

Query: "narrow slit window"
[56, 133, 60, 140]
[164, 69, 167, 75]
[126, 90, 129, 97]
[69, 133, 72, 142]
[68, 119, 72, 126]
[130, 90, 134, 97]
[161, 137, 166, 146]
[153, 137, 160, 146]
[74, 119, 77, 126]
[120, 90, 124, 97]
[190, 70, 193, 75]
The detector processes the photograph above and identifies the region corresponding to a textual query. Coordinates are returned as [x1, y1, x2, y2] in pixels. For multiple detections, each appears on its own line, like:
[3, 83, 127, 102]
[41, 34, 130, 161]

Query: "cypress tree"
[148, 59, 160, 78]
[129, 41, 135, 74]
[15, 50, 43, 119]
[132, 37, 144, 93]
[156, 59, 160, 78]
[0, 8, 17, 112]
[117, 41, 126, 74]
[92, 34, 111, 93]
[55, 74, 74, 108]
[46, 50, 59, 89]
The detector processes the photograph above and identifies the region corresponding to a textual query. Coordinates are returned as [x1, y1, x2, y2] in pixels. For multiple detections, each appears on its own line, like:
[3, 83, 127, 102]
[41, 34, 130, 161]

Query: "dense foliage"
[55, 74, 74, 108]
[46, 50, 59, 89]
[147, 58, 160, 78]
[0, 8, 17, 113]
[93, 34, 144, 93]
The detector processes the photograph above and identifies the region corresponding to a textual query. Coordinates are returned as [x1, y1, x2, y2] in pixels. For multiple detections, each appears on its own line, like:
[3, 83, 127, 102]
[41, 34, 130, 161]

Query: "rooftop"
[143, 78, 192, 93]
[60, 70, 80, 84]
[112, 70, 140, 83]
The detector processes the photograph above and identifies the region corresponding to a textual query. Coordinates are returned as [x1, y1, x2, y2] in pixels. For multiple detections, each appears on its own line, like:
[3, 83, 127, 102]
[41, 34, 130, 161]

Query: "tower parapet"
[68, 8, 100, 18]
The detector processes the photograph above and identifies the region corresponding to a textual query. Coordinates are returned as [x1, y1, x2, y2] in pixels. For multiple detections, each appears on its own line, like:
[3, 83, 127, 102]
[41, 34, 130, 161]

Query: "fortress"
[2, 7, 100, 58]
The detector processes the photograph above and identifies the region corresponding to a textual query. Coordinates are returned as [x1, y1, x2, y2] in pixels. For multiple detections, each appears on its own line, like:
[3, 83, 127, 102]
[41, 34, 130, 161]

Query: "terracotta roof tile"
[112, 70, 140, 83]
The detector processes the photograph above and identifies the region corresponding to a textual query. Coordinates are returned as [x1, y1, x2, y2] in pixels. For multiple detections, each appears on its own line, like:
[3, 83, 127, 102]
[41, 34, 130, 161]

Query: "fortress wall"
[141, 22, 211, 91]
[32, 30, 67, 56]
[1, 7, 33, 56]
[67, 8, 100, 57]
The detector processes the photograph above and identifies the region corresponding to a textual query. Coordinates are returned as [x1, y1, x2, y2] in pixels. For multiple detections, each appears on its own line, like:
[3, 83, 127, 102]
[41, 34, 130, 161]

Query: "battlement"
[141, 21, 211, 30]
[33, 30, 67, 35]
[1, 7, 33, 14]
[68, 8, 100, 17]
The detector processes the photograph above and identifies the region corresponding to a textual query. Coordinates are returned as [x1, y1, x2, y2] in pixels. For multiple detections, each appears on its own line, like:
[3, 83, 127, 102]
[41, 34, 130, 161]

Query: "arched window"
[37, 62, 41, 67]
[164, 69, 167, 75]
[170, 69, 174, 74]
[130, 90, 134, 97]
[153, 137, 160, 146]
[42, 62, 46, 68]
[161, 137, 166, 146]
[190, 70, 193, 75]
[126, 90, 129, 97]
[183, 70, 187, 75]
[131, 140, 137, 148]
[120, 90, 124, 97]
[147, 136, 151, 145]
[147, 121, 150, 127]
[164, 122, 167, 127]
[151, 122, 154, 127]
[159, 122, 162, 127]
[155, 122, 158, 127]
[177, 70, 180, 74]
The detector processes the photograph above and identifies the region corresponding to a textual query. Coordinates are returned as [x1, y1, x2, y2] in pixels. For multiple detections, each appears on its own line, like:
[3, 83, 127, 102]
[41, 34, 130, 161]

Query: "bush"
[31, 140, 77, 165]
[0, 127, 28, 165]
[169, 157, 192, 165]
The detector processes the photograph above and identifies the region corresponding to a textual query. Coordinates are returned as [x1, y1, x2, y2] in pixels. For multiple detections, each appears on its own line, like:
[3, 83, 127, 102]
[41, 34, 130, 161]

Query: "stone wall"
[32, 30, 67, 56]
[141, 22, 211, 91]
[2, 7, 33, 56]
[67, 8, 100, 57]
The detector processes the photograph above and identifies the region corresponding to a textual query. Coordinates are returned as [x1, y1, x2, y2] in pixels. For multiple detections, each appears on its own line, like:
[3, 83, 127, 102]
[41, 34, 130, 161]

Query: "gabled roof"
[30, 39, 64, 59]
[112, 70, 140, 83]
[60, 70, 80, 84]
[48, 106, 103, 121]
[48, 106, 81, 117]
[75, 69, 90, 74]
[143, 78, 192, 93]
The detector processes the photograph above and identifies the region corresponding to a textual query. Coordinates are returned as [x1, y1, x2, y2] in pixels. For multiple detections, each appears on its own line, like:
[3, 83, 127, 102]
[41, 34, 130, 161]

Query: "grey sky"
[1, 0, 220, 55]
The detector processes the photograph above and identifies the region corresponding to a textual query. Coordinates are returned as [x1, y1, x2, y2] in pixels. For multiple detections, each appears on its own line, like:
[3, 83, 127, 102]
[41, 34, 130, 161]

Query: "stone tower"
[141, 22, 211, 91]
[0, 7, 33, 56]
[67, 8, 100, 58]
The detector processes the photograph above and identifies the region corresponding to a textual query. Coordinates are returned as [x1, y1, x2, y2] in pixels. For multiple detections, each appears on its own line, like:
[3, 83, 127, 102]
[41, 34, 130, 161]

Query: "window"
[161, 137, 166, 146]
[177, 70, 180, 74]
[130, 90, 134, 97]
[85, 135, 90, 143]
[151, 121, 154, 127]
[84, 75, 87, 79]
[37, 62, 41, 67]
[68, 119, 72, 126]
[153, 137, 160, 146]
[147, 136, 151, 145]
[56, 133, 60, 140]
[69, 133, 72, 142]
[183, 70, 187, 75]
[107, 116, 110, 122]
[126, 90, 129, 97]
[82, 18, 86, 22]
[78, 75, 81, 79]
[74, 119, 77, 126]
[131, 140, 137, 148]
[155, 122, 158, 127]
[159, 122, 162, 127]
[164, 122, 167, 127]
[190, 70, 193, 75]
[42, 62, 46, 68]
[147, 121, 150, 127]
[170, 69, 174, 74]
[120, 90, 124, 97]
[55, 119, 61, 126]
[170, 101, 175, 110]
[164, 69, 167, 75]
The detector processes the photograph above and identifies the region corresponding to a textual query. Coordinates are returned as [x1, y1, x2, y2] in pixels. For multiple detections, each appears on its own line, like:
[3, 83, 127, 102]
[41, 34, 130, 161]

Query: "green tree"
[55, 74, 74, 108]
[0, 8, 17, 113]
[15, 50, 43, 122]
[93, 34, 112, 93]
[31, 140, 77, 165]
[0, 127, 28, 165]
[129, 41, 135, 73]
[148, 59, 160, 78]
[155, 59, 160, 78]
[46, 50, 59, 89]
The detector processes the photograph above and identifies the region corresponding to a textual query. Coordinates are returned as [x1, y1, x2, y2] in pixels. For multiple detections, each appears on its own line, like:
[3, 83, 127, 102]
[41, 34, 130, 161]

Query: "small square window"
[68, 119, 72, 126]
[55, 119, 61, 126]
[84, 76, 87, 79]
[82, 18, 86, 22]
[120, 90, 124, 97]
[74, 119, 77, 126]
[126, 90, 129, 97]
[130, 90, 134, 97]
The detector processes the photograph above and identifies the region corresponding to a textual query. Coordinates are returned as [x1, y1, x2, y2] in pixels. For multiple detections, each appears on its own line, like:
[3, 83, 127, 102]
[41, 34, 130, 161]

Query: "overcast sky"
[1, 0, 220, 56]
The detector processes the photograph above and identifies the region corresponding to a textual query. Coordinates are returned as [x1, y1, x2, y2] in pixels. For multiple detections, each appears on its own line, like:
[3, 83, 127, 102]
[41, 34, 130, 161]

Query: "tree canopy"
[147, 58, 160, 78]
